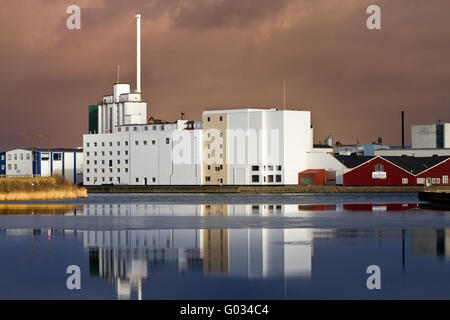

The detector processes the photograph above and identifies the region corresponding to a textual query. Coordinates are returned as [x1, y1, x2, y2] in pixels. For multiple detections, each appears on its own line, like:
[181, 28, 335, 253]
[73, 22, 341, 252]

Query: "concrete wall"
[412, 124, 437, 148]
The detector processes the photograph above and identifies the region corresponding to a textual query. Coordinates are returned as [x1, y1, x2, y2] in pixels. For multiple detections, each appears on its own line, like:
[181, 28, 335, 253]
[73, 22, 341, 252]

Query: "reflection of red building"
[335, 155, 450, 186]
[298, 204, 337, 211]
[343, 203, 419, 211]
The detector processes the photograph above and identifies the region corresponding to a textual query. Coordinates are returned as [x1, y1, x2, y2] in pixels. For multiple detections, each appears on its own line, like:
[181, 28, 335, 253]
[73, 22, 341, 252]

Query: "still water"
[1, 193, 450, 300]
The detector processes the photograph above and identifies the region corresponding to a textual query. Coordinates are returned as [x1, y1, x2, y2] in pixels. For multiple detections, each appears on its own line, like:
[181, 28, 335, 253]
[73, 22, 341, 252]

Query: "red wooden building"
[335, 155, 450, 186]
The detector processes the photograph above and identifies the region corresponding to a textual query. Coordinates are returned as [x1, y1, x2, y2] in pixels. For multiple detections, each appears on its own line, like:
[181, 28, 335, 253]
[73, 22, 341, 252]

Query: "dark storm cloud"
[1, 0, 450, 151]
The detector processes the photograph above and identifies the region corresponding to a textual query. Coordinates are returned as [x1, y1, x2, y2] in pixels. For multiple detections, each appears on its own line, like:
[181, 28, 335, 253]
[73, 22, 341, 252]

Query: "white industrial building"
[202, 108, 313, 185]
[0, 148, 83, 184]
[82, 14, 337, 186]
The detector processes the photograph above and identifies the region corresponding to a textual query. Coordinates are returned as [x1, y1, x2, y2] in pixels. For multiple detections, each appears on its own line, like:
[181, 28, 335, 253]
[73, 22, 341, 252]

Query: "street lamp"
[35, 134, 50, 156]
[18, 131, 35, 176]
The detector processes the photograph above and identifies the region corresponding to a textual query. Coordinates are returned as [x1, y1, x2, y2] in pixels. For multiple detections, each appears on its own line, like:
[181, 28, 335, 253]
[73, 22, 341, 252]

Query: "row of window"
[4, 154, 31, 161]
[252, 175, 282, 183]
[86, 167, 129, 174]
[87, 150, 128, 157]
[85, 176, 157, 183]
[206, 115, 223, 122]
[86, 159, 129, 166]
[252, 165, 282, 171]
[86, 138, 170, 149]
[117, 124, 175, 133]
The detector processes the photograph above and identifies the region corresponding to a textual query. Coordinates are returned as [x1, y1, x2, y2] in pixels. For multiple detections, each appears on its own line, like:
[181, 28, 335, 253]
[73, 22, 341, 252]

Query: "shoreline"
[84, 185, 450, 194]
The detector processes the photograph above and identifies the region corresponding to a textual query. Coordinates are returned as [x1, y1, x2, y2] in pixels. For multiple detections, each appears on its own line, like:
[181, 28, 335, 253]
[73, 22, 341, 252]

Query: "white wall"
[5, 149, 33, 176]
[83, 123, 202, 185]
[412, 124, 437, 148]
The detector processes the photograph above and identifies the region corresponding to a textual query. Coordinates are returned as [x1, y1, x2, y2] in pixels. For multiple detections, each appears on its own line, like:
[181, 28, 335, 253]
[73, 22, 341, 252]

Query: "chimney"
[135, 14, 141, 93]
[401, 110, 405, 149]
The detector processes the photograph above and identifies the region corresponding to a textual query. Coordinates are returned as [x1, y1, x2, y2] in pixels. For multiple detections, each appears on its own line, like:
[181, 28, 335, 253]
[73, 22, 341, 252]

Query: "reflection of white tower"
[228, 228, 313, 279]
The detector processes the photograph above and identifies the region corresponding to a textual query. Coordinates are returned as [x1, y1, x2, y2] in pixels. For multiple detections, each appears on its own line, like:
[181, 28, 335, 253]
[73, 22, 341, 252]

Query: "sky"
[1, 0, 450, 150]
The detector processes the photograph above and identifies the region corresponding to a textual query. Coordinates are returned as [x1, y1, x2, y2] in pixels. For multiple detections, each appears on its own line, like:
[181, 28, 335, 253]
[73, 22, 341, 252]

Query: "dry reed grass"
[0, 175, 87, 201]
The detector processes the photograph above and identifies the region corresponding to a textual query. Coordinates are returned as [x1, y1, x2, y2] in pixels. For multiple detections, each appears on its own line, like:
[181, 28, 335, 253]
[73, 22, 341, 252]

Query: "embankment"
[85, 185, 450, 194]
[0, 175, 88, 201]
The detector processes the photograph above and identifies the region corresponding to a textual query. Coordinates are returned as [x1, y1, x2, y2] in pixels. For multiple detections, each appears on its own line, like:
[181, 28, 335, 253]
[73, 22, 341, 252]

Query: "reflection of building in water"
[84, 229, 202, 300]
[202, 205, 229, 275]
[228, 228, 313, 278]
[82, 203, 315, 299]
[411, 229, 450, 260]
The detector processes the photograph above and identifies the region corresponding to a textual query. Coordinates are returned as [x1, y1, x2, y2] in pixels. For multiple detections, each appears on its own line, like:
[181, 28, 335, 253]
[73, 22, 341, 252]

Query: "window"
[26, 154, 30, 160]
[7, 164, 11, 170]
[443, 176, 449, 184]
[14, 154, 17, 160]
[20, 154, 23, 160]
[125, 151, 128, 155]
[109, 177, 113, 182]
[252, 175, 259, 183]
[152, 140, 156, 145]
[166, 138, 170, 144]
[53, 153, 62, 161]
[95, 152, 98, 156]
[144, 126, 148, 131]
[205, 176, 211, 182]
[109, 168, 113, 173]
[268, 165, 274, 171]
[125, 141, 129, 146]
[86, 143, 90, 147]
[109, 151, 112, 156]
[7, 155, 11, 160]
[220, 153, 223, 159]
[135, 141, 139, 146]
[126, 127, 129, 132]
[117, 151, 120, 156]
[207, 165, 211, 170]
[117, 142, 120, 146]
[86, 169, 90, 173]
[207, 117, 210, 122]
[109, 142, 112, 147]
[220, 132, 223, 137]
[219, 116, 223, 121]
[125, 159, 128, 164]
[152, 177, 156, 182]
[109, 160, 112, 167]
[1, 165, 4, 170]
[101, 160, 105, 165]
[417, 178, 425, 184]
[133, 127, 137, 131]
[402, 178, 408, 184]
[374, 164, 384, 172]
[118, 127, 121, 132]
[14, 164, 17, 170]
[93, 142, 97, 147]
[153, 126, 156, 131]
[86, 152, 90, 156]
[143, 140, 147, 146]
[125, 168, 129, 172]
[208, 144, 210, 150]
[268, 175, 274, 183]
[117, 160, 120, 164]
[102, 169, 105, 173]
[86, 177, 90, 182]
[102, 142, 105, 147]
[277, 165, 282, 171]
[276, 175, 282, 182]
[135, 178, 139, 183]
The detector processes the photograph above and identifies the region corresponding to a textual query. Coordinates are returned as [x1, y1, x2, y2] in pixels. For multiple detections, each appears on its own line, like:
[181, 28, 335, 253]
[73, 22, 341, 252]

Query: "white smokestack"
[135, 14, 141, 93]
